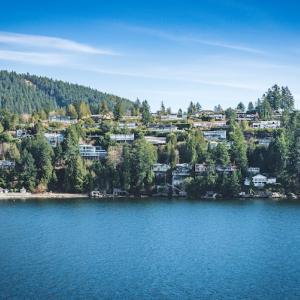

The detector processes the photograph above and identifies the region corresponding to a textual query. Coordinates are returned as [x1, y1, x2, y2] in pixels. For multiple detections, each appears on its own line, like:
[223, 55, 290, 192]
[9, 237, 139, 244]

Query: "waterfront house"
[110, 134, 135, 143]
[203, 130, 227, 141]
[172, 164, 192, 187]
[79, 144, 107, 160]
[153, 163, 171, 185]
[44, 133, 64, 147]
[246, 174, 277, 188]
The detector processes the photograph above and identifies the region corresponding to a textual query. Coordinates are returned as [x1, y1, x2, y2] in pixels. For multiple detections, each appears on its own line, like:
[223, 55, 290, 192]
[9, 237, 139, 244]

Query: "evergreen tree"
[141, 100, 152, 125]
[113, 98, 124, 121]
[236, 102, 245, 112]
[66, 104, 78, 119]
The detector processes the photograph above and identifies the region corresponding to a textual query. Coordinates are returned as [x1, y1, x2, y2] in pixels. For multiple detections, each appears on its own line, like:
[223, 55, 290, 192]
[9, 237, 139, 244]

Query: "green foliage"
[0, 70, 132, 113]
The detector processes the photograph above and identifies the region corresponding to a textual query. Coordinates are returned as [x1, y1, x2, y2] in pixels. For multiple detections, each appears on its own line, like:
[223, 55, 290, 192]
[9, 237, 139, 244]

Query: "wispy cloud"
[84, 65, 262, 91]
[0, 32, 119, 56]
[0, 50, 67, 65]
[125, 25, 264, 54]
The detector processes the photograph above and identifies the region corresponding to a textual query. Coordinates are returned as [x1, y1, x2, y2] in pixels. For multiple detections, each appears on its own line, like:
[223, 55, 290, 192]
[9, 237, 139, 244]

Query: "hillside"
[0, 70, 133, 113]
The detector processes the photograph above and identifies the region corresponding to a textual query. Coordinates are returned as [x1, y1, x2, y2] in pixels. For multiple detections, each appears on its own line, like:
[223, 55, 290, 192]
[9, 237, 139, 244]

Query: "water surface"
[1, 198, 300, 299]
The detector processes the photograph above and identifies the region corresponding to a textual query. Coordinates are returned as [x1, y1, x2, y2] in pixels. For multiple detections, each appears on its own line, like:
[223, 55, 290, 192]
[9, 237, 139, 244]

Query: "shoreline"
[0, 193, 89, 200]
[0, 192, 298, 201]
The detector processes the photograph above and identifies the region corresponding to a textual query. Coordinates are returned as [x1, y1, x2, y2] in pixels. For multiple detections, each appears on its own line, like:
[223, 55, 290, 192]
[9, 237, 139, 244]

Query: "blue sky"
[0, 0, 300, 111]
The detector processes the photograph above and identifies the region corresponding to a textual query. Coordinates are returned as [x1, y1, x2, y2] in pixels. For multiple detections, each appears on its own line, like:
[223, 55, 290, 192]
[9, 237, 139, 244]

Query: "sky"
[0, 0, 300, 111]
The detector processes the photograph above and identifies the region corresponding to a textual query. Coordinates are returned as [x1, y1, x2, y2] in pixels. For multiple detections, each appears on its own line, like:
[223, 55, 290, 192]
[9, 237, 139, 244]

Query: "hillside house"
[203, 130, 227, 141]
[252, 120, 281, 129]
[48, 115, 77, 125]
[118, 123, 137, 130]
[79, 144, 107, 160]
[110, 134, 135, 143]
[145, 136, 167, 145]
[44, 133, 64, 147]
[148, 125, 179, 133]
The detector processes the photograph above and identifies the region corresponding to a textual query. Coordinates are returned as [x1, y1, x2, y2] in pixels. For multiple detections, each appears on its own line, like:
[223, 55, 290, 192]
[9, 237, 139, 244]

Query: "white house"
[203, 130, 227, 141]
[44, 133, 64, 147]
[16, 129, 30, 138]
[145, 136, 167, 145]
[79, 144, 107, 160]
[110, 134, 135, 143]
[148, 125, 179, 133]
[252, 120, 281, 129]
[246, 174, 277, 188]
[160, 114, 186, 121]
[48, 115, 77, 125]
[207, 113, 225, 120]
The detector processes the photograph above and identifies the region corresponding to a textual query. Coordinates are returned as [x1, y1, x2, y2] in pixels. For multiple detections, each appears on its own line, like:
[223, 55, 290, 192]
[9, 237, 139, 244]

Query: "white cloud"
[0, 50, 67, 65]
[124, 25, 264, 54]
[0, 32, 119, 56]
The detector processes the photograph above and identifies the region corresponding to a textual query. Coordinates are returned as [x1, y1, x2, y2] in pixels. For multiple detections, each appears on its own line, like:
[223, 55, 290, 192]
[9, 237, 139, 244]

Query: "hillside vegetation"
[0, 70, 132, 113]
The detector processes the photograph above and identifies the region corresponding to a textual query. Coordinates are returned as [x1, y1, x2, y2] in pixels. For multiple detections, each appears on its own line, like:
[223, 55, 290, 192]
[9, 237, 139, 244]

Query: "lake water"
[1, 198, 300, 299]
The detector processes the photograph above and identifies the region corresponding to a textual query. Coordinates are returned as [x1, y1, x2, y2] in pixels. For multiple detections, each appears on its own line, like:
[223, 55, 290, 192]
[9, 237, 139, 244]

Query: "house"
[91, 113, 113, 121]
[247, 167, 260, 175]
[160, 114, 187, 121]
[145, 136, 167, 145]
[153, 163, 171, 185]
[148, 125, 179, 133]
[110, 134, 135, 143]
[118, 123, 137, 130]
[203, 130, 227, 141]
[44, 133, 64, 147]
[207, 113, 225, 120]
[48, 115, 77, 125]
[153, 163, 171, 174]
[16, 129, 30, 138]
[236, 112, 258, 121]
[0, 160, 15, 169]
[256, 138, 272, 148]
[172, 164, 192, 187]
[245, 174, 277, 188]
[195, 163, 209, 175]
[193, 121, 227, 129]
[216, 164, 237, 173]
[79, 144, 107, 160]
[252, 174, 268, 187]
[252, 120, 281, 129]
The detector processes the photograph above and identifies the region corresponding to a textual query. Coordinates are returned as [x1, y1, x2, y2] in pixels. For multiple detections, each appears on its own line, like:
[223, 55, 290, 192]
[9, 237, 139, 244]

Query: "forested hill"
[0, 70, 133, 113]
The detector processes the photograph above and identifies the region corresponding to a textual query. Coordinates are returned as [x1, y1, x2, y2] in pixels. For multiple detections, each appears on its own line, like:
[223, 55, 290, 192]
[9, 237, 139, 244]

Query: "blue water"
[1, 198, 300, 299]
